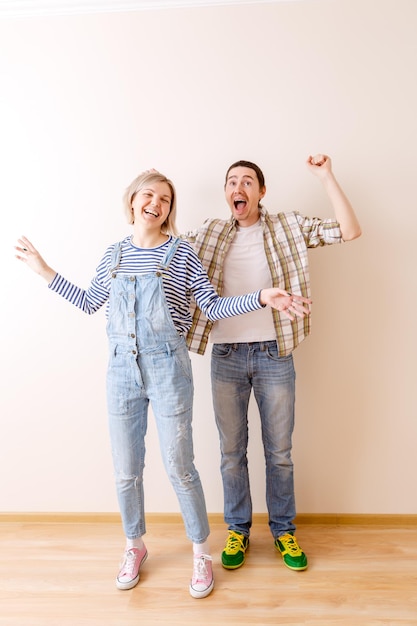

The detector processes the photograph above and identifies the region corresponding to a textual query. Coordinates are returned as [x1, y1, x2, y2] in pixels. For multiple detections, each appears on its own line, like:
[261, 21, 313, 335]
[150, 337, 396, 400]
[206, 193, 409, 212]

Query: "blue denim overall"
[106, 237, 210, 543]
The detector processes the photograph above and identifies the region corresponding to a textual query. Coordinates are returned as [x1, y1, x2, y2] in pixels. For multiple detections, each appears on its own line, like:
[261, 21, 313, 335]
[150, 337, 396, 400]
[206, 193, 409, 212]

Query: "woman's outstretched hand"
[15, 236, 57, 283]
[260, 288, 312, 320]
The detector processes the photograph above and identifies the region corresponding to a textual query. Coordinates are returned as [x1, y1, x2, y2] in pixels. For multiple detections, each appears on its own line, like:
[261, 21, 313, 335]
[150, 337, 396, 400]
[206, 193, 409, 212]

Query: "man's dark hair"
[225, 160, 265, 189]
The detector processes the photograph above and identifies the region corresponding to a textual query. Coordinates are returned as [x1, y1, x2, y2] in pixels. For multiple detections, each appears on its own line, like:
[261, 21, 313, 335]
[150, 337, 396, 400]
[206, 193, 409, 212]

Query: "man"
[185, 154, 361, 571]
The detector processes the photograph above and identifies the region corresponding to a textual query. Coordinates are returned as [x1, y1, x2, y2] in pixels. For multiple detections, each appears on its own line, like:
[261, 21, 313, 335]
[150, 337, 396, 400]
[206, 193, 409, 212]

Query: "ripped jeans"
[107, 336, 209, 543]
[105, 243, 209, 545]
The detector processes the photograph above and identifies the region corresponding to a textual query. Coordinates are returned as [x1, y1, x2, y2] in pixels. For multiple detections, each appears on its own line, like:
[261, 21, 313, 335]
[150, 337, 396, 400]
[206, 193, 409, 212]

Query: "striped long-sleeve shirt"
[48, 236, 264, 337]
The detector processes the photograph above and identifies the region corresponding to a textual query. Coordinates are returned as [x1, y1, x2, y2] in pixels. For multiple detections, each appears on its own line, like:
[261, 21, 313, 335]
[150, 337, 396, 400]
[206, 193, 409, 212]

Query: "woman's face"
[131, 181, 172, 230]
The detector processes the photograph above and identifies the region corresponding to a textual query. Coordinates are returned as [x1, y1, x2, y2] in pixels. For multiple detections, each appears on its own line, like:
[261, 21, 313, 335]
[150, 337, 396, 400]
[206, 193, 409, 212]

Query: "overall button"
[130, 333, 136, 339]
[132, 350, 137, 355]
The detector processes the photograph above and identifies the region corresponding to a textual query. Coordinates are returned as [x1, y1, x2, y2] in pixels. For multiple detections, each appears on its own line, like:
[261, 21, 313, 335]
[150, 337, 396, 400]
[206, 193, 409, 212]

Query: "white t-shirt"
[211, 220, 276, 343]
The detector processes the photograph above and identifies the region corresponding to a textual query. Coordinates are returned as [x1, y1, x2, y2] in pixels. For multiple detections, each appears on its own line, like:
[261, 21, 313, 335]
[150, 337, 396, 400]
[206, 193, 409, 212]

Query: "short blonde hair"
[123, 171, 178, 236]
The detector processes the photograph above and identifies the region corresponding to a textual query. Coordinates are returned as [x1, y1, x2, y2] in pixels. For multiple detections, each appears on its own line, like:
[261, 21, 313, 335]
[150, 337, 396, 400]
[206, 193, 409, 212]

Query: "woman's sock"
[193, 540, 210, 555]
[126, 537, 145, 551]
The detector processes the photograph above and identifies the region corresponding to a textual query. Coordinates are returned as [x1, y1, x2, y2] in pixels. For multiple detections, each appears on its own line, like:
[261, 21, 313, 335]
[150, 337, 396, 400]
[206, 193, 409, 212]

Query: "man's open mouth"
[234, 200, 247, 210]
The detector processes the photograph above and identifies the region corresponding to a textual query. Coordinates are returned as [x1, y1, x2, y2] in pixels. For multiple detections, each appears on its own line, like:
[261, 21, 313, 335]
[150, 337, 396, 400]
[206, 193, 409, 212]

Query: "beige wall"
[1, 0, 416, 515]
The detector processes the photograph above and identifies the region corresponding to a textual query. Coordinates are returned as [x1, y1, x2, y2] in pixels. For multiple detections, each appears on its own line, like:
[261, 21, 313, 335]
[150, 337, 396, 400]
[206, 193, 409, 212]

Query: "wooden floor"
[1, 519, 416, 625]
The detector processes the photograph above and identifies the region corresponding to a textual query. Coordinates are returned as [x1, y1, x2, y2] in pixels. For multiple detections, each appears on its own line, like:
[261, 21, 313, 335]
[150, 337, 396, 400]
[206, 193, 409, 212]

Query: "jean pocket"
[212, 343, 234, 358]
[172, 344, 193, 383]
[265, 344, 293, 364]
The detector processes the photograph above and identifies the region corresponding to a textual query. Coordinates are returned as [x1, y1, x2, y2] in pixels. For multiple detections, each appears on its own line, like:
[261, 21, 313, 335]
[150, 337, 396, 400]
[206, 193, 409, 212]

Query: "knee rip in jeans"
[167, 451, 194, 484]
[179, 472, 193, 483]
[116, 472, 140, 488]
[176, 422, 189, 439]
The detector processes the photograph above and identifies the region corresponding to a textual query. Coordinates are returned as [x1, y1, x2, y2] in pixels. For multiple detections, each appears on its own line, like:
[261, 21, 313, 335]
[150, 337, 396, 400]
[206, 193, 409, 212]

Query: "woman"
[15, 170, 311, 599]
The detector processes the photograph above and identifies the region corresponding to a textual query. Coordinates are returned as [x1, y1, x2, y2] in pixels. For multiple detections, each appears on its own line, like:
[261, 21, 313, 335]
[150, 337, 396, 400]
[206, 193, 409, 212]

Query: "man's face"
[224, 166, 266, 227]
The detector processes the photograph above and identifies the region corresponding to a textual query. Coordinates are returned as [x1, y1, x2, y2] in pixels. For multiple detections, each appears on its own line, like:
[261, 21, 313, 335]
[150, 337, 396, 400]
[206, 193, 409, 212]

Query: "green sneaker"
[221, 530, 249, 569]
[274, 533, 308, 571]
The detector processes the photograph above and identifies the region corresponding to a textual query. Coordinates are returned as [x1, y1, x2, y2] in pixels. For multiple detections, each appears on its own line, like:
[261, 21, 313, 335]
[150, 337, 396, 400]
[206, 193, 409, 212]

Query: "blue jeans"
[106, 238, 210, 544]
[211, 341, 296, 539]
[107, 337, 209, 543]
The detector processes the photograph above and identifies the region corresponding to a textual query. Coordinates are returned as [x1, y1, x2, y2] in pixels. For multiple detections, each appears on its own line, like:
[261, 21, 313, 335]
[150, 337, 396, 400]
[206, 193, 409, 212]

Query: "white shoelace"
[192, 554, 212, 582]
[120, 549, 137, 576]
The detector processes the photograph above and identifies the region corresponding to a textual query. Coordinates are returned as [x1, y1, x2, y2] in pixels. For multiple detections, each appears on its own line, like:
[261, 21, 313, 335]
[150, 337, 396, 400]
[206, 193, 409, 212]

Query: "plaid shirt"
[184, 206, 341, 356]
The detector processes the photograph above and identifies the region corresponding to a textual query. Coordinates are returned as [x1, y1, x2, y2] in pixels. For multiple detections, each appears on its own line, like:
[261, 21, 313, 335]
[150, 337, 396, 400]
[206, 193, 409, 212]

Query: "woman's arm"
[15, 236, 57, 283]
[15, 235, 110, 315]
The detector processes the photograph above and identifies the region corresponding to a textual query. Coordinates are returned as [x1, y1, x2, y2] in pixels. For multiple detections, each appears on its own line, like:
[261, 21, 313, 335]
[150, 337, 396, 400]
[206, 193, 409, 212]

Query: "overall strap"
[158, 237, 181, 272]
[109, 241, 123, 275]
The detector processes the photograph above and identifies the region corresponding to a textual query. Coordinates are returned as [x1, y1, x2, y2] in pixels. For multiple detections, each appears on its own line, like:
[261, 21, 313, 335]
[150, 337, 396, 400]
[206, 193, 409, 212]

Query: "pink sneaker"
[189, 554, 214, 599]
[116, 545, 148, 590]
